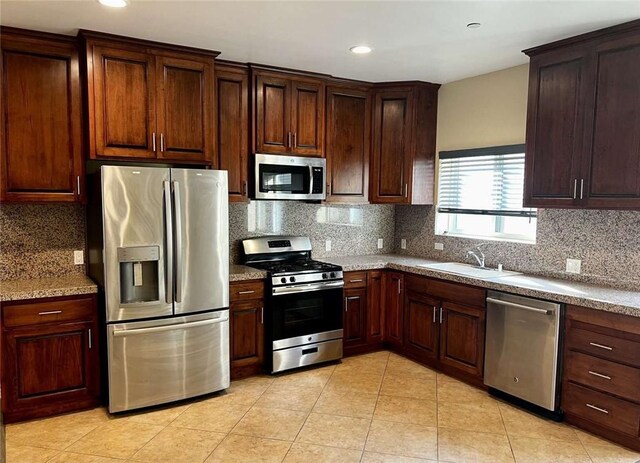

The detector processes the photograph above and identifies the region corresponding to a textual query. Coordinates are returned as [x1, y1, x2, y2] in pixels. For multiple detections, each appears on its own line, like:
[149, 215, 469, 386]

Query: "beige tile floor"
[5, 351, 640, 463]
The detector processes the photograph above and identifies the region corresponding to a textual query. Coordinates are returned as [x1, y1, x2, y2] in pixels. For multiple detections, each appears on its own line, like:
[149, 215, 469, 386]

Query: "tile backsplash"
[395, 206, 640, 290]
[0, 204, 86, 280]
[230, 201, 395, 263]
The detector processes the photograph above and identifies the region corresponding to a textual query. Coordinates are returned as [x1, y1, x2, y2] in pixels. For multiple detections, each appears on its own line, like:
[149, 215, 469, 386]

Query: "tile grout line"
[359, 350, 390, 463]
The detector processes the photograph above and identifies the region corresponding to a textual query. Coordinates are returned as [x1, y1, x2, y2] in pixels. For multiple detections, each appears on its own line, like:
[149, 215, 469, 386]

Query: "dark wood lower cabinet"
[403, 290, 439, 364]
[384, 272, 404, 348]
[343, 287, 367, 348]
[1, 295, 100, 423]
[366, 271, 384, 345]
[229, 280, 265, 379]
[439, 301, 485, 378]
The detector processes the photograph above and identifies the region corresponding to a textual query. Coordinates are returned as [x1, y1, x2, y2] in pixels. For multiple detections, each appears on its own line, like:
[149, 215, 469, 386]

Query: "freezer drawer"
[107, 311, 230, 413]
[484, 291, 562, 411]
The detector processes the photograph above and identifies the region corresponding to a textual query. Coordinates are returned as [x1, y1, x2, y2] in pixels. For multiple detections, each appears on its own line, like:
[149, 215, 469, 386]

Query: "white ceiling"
[1, 1, 639, 83]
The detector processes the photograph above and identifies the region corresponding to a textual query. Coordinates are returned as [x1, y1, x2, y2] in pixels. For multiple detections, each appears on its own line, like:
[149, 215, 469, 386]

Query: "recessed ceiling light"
[466, 22, 482, 29]
[98, 0, 129, 7]
[349, 45, 372, 54]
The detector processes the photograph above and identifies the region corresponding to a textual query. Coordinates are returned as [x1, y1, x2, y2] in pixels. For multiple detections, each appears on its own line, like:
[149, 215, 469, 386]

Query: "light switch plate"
[435, 243, 444, 251]
[566, 258, 581, 274]
[74, 250, 84, 265]
[401, 239, 407, 250]
[377, 238, 384, 249]
[325, 240, 332, 252]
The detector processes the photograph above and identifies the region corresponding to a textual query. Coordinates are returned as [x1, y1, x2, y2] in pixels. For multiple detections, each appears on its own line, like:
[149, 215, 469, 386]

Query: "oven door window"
[271, 288, 342, 341]
[259, 164, 309, 194]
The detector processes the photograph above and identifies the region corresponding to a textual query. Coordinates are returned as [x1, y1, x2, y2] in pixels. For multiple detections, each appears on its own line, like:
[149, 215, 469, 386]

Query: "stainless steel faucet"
[467, 245, 487, 268]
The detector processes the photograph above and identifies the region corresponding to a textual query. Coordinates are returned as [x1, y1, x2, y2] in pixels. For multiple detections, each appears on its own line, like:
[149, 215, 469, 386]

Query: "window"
[435, 144, 536, 243]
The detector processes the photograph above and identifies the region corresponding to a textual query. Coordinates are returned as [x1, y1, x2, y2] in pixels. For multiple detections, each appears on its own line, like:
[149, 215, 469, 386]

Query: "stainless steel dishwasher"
[484, 291, 563, 416]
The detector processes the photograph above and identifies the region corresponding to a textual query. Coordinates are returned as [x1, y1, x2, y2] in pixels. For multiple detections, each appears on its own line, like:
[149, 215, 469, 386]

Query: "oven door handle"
[272, 281, 344, 295]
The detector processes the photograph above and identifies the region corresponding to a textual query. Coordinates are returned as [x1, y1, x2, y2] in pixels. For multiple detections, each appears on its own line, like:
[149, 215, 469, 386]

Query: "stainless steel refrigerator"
[88, 165, 230, 413]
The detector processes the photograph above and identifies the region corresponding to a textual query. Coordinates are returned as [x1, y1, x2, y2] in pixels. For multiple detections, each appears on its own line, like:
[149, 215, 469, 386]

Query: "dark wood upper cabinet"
[82, 31, 218, 164]
[0, 28, 83, 203]
[156, 55, 214, 163]
[253, 69, 324, 157]
[371, 83, 439, 204]
[325, 85, 371, 203]
[524, 20, 640, 209]
[216, 63, 249, 201]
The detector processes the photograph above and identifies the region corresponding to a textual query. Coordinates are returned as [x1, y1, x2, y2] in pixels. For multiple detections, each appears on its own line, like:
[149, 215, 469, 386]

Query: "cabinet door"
[325, 86, 371, 203]
[2, 321, 99, 423]
[91, 46, 157, 159]
[156, 55, 214, 163]
[367, 271, 384, 344]
[230, 299, 264, 379]
[216, 65, 249, 201]
[255, 73, 291, 154]
[439, 301, 486, 378]
[371, 89, 413, 203]
[290, 79, 324, 156]
[384, 272, 404, 347]
[583, 34, 640, 208]
[344, 287, 367, 349]
[404, 291, 439, 363]
[524, 48, 590, 207]
[0, 34, 82, 202]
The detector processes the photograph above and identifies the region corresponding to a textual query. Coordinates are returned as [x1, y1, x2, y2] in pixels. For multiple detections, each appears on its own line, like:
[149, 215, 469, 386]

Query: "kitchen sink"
[419, 262, 521, 280]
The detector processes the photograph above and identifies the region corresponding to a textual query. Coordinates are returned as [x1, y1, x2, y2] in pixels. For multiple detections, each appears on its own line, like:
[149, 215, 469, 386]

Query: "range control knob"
[330, 272, 336, 278]
[280, 277, 287, 284]
[290, 276, 296, 283]
[322, 273, 328, 279]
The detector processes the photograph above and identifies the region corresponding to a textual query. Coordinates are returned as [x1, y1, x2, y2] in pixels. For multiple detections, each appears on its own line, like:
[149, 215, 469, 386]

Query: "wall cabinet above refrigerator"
[81, 31, 218, 165]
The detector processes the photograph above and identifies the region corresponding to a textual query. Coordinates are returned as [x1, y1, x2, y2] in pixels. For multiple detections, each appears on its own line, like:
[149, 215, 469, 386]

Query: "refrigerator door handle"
[173, 181, 183, 303]
[163, 180, 174, 304]
[112, 316, 228, 337]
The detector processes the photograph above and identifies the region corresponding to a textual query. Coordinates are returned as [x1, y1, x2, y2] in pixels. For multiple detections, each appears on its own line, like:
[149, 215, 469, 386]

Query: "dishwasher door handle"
[486, 297, 552, 315]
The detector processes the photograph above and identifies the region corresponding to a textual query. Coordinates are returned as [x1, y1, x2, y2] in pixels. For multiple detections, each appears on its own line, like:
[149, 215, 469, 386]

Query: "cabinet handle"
[439, 307, 443, 324]
[160, 133, 165, 152]
[573, 179, 577, 199]
[88, 328, 92, 349]
[404, 184, 408, 198]
[586, 403, 609, 414]
[580, 179, 584, 200]
[588, 370, 611, 380]
[238, 290, 255, 295]
[152, 132, 157, 152]
[76, 176, 81, 196]
[287, 132, 292, 148]
[242, 181, 247, 196]
[327, 183, 331, 196]
[589, 342, 613, 351]
[349, 279, 363, 283]
[433, 306, 437, 323]
[293, 132, 297, 149]
[345, 297, 348, 312]
[38, 310, 62, 316]
[260, 307, 264, 324]
[397, 281, 401, 295]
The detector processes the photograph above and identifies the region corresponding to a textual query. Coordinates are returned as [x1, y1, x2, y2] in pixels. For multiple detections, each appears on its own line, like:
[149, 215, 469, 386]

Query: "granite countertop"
[323, 254, 640, 318]
[0, 274, 98, 302]
[230, 264, 268, 282]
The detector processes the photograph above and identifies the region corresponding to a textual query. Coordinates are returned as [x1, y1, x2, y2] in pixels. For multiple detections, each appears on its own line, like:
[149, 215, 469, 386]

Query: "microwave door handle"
[309, 165, 314, 195]
[172, 181, 183, 303]
[163, 181, 173, 304]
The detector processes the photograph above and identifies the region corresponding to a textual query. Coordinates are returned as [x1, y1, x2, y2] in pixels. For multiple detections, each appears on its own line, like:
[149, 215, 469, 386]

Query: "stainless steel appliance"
[484, 291, 563, 415]
[88, 166, 230, 413]
[254, 153, 326, 200]
[242, 236, 343, 373]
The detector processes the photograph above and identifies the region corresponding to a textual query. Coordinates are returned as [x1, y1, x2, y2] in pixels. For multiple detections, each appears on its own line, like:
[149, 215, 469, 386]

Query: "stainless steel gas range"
[242, 236, 344, 373]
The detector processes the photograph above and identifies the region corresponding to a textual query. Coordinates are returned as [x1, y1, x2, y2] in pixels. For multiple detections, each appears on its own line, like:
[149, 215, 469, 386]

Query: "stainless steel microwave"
[254, 153, 326, 200]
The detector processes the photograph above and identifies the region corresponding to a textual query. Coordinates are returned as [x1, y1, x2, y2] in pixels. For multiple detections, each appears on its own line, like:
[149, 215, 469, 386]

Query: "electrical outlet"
[325, 240, 332, 252]
[377, 238, 384, 249]
[401, 239, 407, 250]
[434, 243, 444, 251]
[566, 258, 581, 274]
[74, 250, 84, 265]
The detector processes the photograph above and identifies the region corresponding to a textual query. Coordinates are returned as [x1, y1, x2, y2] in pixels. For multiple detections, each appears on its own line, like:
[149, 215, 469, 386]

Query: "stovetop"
[249, 258, 341, 276]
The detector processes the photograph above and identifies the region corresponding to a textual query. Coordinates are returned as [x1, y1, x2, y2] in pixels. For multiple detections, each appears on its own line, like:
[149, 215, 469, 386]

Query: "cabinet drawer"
[3, 297, 95, 328]
[344, 272, 367, 289]
[563, 382, 640, 437]
[567, 327, 640, 367]
[230, 281, 264, 302]
[405, 274, 485, 308]
[565, 350, 640, 403]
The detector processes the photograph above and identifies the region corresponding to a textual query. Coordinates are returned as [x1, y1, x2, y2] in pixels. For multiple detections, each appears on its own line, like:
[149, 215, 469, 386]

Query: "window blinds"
[437, 144, 536, 218]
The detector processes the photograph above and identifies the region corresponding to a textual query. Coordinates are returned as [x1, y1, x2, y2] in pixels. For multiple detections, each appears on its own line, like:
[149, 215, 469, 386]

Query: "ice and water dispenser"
[117, 246, 160, 304]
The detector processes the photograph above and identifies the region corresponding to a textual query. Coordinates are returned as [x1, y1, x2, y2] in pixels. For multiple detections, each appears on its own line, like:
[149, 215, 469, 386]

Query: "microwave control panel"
[311, 167, 324, 194]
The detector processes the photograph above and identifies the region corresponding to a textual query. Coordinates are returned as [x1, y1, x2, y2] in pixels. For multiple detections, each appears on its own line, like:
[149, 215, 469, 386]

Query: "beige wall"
[436, 64, 529, 153]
